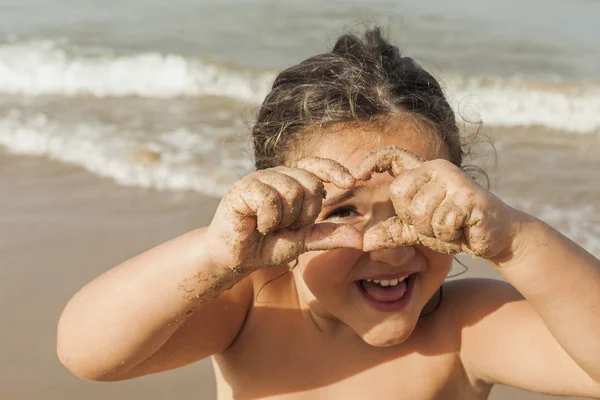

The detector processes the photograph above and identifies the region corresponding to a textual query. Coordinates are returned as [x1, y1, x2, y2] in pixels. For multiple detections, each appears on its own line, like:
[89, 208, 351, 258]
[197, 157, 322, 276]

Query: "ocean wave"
[448, 75, 600, 134]
[1, 40, 600, 134]
[0, 111, 253, 196]
[0, 39, 274, 102]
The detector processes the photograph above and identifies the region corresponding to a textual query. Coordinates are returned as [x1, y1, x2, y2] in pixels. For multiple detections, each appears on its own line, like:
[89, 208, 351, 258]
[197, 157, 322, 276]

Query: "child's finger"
[254, 170, 305, 229]
[363, 217, 420, 252]
[406, 181, 448, 238]
[363, 216, 464, 254]
[431, 193, 470, 242]
[296, 157, 356, 189]
[228, 178, 283, 234]
[303, 223, 363, 251]
[352, 146, 424, 180]
[417, 235, 464, 255]
[271, 167, 325, 230]
[389, 169, 433, 225]
[259, 223, 362, 267]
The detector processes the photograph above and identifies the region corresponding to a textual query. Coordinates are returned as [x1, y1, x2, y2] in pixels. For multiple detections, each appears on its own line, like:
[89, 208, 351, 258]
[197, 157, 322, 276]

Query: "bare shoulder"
[439, 278, 600, 398]
[428, 279, 525, 386]
[421, 278, 524, 343]
[432, 278, 527, 349]
[442, 278, 523, 311]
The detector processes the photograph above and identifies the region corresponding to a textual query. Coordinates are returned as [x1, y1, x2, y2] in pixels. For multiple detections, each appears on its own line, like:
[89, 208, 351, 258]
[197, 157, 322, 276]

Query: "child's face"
[293, 125, 453, 347]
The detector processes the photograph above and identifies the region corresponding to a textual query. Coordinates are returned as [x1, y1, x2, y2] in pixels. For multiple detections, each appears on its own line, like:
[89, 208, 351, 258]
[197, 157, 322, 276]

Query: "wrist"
[486, 209, 538, 267]
[176, 228, 251, 302]
[190, 228, 253, 279]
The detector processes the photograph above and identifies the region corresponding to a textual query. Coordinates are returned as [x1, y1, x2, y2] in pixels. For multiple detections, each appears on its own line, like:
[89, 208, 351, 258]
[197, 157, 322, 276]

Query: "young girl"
[57, 28, 600, 399]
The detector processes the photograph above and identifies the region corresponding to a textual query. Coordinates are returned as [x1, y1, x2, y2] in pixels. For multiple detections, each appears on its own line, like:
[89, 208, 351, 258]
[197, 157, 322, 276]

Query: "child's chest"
[212, 308, 485, 400]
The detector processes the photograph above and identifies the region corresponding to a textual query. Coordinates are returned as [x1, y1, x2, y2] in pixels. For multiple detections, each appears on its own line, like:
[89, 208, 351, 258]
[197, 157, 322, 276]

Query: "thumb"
[304, 223, 363, 251]
[259, 223, 362, 267]
[364, 217, 466, 255]
[363, 217, 420, 252]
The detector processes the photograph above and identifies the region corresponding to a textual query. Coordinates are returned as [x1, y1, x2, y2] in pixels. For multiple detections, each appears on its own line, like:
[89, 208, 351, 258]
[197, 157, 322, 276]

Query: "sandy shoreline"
[0, 151, 583, 400]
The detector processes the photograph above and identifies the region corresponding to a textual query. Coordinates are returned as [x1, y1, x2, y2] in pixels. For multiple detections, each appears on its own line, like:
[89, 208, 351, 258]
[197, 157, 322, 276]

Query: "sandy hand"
[205, 157, 363, 271]
[353, 146, 519, 259]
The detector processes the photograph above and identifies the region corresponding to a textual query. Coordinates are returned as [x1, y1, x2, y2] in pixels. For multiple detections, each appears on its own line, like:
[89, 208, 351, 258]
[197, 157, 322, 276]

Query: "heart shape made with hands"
[345, 145, 488, 257]
[211, 144, 507, 272]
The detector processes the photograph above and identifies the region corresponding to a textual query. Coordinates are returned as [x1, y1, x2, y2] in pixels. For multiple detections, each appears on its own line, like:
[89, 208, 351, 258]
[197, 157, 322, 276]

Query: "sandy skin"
[204, 157, 363, 272]
[352, 145, 519, 259]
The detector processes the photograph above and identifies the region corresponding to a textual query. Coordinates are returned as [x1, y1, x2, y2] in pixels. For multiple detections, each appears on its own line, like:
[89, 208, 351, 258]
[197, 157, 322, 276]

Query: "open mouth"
[356, 273, 417, 312]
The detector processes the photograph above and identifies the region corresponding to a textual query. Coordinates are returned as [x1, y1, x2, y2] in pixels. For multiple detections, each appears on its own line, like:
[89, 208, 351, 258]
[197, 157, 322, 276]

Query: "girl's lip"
[356, 270, 419, 281]
[356, 273, 417, 312]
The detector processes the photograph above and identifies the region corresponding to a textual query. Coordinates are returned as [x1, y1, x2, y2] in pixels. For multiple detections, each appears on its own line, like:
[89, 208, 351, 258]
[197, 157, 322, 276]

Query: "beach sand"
[0, 151, 585, 400]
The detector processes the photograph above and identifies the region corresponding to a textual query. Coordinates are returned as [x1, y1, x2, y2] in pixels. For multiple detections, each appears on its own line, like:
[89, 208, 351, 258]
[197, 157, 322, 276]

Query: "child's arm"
[457, 216, 600, 396]
[57, 158, 362, 381]
[488, 214, 600, 379]
[57, 227, 253, 381]
[353, 146, 600, 397]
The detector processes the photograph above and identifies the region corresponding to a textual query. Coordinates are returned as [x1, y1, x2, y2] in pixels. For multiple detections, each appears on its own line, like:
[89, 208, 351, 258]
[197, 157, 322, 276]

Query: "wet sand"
[0, 151, 585, 400]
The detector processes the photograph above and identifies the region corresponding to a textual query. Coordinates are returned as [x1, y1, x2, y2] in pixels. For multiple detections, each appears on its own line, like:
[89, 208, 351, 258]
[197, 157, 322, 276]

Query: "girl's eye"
[324, 206, 358, 220]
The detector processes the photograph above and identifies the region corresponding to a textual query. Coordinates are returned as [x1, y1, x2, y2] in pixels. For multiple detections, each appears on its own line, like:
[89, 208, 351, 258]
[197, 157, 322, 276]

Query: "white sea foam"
[0, 40, 273, 102]
[448, 75, 600, 134]
[0, 111, 253, 197]
[1, 40, 600, 134]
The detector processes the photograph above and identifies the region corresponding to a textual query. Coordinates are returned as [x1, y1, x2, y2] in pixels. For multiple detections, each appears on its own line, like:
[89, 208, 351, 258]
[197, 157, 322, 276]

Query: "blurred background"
[0, 0, 598, 399]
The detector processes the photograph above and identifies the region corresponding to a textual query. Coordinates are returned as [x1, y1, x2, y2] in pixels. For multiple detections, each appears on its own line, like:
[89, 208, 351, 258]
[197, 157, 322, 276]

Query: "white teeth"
[365, 275, 410, 287]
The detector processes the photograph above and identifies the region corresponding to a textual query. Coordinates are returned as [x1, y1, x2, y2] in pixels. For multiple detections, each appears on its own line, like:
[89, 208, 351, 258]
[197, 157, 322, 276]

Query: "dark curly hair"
[252, 27, 470, 172]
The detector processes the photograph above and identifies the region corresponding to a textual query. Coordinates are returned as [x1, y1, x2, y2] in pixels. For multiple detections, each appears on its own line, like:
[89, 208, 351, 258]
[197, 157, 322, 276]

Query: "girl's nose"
[369, 245, 415, 266]
[366, 200, 415, 266]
